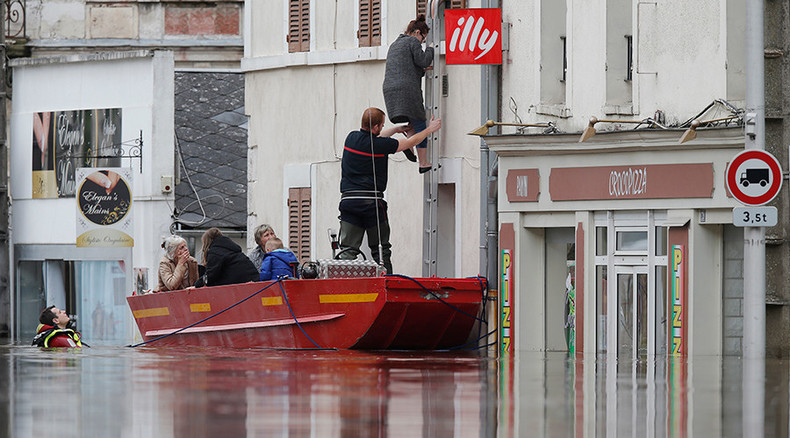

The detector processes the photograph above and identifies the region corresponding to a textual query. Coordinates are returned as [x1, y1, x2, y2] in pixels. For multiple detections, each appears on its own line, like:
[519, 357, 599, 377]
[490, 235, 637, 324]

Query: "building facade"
[4, 0, 247, 343]
[243, 0, 485, 275]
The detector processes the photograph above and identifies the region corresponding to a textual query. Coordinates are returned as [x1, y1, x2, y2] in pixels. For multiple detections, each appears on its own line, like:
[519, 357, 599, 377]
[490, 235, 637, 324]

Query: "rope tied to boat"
[385, 274, 488, 324]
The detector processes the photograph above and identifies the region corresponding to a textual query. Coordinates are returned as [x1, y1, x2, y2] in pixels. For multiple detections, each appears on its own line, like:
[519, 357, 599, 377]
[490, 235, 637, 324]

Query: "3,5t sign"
[733, 206, 778, 227]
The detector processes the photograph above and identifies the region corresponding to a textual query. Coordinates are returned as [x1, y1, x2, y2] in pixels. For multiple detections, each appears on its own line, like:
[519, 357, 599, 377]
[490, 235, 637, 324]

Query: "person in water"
[32, 306, 83, 348]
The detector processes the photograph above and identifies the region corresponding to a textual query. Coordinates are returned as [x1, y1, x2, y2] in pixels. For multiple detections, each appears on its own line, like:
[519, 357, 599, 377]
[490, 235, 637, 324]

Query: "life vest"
[32, 324, 83, 348]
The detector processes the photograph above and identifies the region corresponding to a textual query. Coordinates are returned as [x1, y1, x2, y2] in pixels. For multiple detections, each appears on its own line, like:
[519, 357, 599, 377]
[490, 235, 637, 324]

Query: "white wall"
[10, 50, 175, 288]
[243, 1, 483, 276]
[501, 0, 730, 132]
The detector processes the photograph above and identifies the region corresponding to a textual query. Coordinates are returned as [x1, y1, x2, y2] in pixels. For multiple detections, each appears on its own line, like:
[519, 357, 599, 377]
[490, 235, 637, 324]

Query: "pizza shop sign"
[445, 8, 502, 65]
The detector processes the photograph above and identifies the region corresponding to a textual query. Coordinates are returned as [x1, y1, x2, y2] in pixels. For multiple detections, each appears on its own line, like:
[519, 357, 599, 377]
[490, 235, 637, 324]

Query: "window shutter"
[359, 0, 381, 47]
[416, 0, 465, 18]
[416, 0, 427, 17]
[288, 187, 311, 261]
[288, 0, 310, 53]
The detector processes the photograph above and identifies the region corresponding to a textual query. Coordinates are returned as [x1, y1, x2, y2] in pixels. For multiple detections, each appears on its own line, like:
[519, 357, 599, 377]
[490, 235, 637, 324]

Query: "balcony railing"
[5, 0, 24, 41]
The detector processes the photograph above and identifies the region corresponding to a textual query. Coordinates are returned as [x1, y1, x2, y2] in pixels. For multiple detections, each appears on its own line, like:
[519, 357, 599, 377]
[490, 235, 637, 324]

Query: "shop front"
[488, 127, 745, 358]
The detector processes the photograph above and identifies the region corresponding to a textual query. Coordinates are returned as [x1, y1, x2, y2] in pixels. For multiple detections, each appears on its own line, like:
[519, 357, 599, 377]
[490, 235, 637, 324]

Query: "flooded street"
[2, 343, 789, 437]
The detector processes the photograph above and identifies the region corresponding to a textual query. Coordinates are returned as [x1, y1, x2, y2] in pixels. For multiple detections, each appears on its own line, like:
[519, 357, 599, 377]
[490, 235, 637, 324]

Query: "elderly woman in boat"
[156, 234, 200, 292]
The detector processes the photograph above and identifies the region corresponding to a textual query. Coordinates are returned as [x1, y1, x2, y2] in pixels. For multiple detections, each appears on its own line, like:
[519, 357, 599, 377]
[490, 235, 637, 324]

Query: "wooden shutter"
[288, 187, 311, 261]
[359, 0, 382, 47]
[288, 0, 310, 53]
[417, 0, 465, 16]
[417, 0, 427, 17]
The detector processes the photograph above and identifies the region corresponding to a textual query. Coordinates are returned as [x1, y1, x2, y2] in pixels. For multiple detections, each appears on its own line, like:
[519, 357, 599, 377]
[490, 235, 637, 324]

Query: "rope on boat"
[385, 274, 489, 325]
[127, 280, 282, 348]
[383, 274, 497, 351]
[448, 328, 498, 351]
[275, 278, 328, 350]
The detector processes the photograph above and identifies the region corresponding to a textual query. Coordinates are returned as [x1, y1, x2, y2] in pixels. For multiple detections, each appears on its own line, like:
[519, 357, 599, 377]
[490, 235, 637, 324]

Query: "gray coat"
[382, 34, 434, 124]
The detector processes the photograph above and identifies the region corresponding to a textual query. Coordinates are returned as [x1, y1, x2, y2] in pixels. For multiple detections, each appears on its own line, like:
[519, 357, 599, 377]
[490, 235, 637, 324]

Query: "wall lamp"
[468, 120, 556, 136]
[578, 117, 659, 142]
[678, 116, 740, 143]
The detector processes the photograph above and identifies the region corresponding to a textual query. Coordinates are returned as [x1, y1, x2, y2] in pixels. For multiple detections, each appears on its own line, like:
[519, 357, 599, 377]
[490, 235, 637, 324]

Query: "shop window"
[75, 261, 128, 343]
[358, 0, 381, 47]
[595, 226, 607, 256]
[616, 230, 648, 252]
[655, 226, 667, 256]
[288, 187, 311, 261]
[288, 0, 310, 53]
[16, 261, 45, 342]
[596, 265, 608, 353]
[655, 265, 667, 355]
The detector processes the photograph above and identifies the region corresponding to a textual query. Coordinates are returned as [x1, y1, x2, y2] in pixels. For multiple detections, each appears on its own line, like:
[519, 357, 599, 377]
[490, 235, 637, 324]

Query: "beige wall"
[244, 1, 484, 276]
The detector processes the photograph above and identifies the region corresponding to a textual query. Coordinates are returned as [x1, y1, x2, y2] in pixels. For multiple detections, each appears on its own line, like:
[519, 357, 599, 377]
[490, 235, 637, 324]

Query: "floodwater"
[1, 343, 789, 437]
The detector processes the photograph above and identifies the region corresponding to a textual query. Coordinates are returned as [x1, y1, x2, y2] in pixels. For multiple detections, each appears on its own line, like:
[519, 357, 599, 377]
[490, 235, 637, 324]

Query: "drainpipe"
[480, 0, 500, 298]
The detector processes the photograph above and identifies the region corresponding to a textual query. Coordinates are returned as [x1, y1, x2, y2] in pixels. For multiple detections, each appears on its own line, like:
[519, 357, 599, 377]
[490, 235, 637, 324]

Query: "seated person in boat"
[195, 227, 259, 287]
[260, 237, 299, 281]
[156, 235, 200, 292]
[247, 223, 277, 270]
[32, 306, 83, 348]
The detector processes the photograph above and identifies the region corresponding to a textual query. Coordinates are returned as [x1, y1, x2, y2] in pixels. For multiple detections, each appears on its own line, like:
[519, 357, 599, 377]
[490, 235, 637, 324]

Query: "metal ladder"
[422, 0, 444, 277]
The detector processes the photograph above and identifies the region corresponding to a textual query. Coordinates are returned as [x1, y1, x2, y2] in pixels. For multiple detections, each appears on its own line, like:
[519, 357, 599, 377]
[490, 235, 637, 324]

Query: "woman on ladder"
[383, 14, 435, 174]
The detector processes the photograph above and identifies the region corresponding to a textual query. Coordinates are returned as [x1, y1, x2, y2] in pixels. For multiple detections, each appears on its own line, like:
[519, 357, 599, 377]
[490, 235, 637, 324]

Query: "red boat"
[127, 276, 486, 349]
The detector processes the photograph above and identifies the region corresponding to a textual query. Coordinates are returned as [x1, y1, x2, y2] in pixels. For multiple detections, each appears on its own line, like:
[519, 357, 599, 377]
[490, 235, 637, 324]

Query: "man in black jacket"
[338, 107, 440, 273]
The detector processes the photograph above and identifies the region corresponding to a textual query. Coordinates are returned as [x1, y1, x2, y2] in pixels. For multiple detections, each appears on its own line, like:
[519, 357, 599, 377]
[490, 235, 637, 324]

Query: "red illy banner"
[445, 8, 502, 65]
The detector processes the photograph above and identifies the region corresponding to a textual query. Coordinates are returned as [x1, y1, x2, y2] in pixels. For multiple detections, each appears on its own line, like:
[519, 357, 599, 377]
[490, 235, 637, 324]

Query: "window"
[288, 187, 311, 261]
[539, 0, 567, 105]
[625, 35, 633, 81]
[605, 0, 633, 110]
[560, 36, 567, 82]
[359, 0, 381, 47]
[288, 0, 310, 53]
[416, 0, 466, 17]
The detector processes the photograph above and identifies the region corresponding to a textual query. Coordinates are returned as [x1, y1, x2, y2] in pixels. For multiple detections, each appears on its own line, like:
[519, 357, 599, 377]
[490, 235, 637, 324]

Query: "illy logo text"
[445, 8, 502, 65]
[449, 16, 498, 61]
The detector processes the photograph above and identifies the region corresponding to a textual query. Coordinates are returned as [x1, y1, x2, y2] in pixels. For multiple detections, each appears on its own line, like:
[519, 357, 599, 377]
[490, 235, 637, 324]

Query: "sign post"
[743, 2, 767, 435]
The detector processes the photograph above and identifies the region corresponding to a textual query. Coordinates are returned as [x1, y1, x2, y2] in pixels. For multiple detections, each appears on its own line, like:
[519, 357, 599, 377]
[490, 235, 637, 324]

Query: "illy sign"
[445, 8, 502, 65]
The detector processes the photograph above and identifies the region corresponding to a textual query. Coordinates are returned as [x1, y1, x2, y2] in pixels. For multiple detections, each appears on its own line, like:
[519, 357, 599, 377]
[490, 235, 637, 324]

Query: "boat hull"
[127, 277, 485, 349]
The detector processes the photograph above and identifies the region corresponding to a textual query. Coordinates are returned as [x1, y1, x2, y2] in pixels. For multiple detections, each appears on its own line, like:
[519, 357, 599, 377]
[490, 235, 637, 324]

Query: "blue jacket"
[260, 249, 299, 281]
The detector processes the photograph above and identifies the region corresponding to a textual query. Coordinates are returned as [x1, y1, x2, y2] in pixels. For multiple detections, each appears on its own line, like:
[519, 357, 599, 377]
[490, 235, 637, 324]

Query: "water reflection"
[2, 345, 789, 437]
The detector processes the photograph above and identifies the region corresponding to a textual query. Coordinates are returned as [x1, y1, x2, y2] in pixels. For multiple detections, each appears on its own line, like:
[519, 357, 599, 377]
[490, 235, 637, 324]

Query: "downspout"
[480, 0, 500, 296]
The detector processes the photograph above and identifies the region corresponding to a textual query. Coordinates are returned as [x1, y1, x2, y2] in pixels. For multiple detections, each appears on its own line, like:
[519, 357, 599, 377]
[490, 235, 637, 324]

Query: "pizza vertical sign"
[445, 8, 502, 65]
[76, 167, 134, 247]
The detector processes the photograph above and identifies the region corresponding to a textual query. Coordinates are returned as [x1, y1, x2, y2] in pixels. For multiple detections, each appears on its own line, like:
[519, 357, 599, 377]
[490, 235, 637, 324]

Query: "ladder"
[423, 0, 444, 277]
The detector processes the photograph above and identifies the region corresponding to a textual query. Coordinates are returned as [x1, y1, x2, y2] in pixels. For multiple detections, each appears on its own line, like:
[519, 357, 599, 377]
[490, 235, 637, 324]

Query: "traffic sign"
[725, 149, 783, 206]
[733, 206, 778, 227]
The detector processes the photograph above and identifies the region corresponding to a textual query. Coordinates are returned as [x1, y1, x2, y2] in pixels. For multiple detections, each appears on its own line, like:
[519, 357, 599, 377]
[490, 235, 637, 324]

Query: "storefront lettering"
[670, 246, 684, 356]
[609, 167, 647, 197]
[500, 250, 512, 354]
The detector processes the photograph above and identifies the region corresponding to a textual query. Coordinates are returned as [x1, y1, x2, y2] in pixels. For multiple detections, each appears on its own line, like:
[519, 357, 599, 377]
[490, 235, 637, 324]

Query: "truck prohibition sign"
[725, 149, 782, 206]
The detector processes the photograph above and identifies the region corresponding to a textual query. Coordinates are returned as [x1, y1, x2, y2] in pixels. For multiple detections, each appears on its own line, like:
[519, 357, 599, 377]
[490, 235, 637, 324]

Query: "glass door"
[615, 266, 648, 358]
